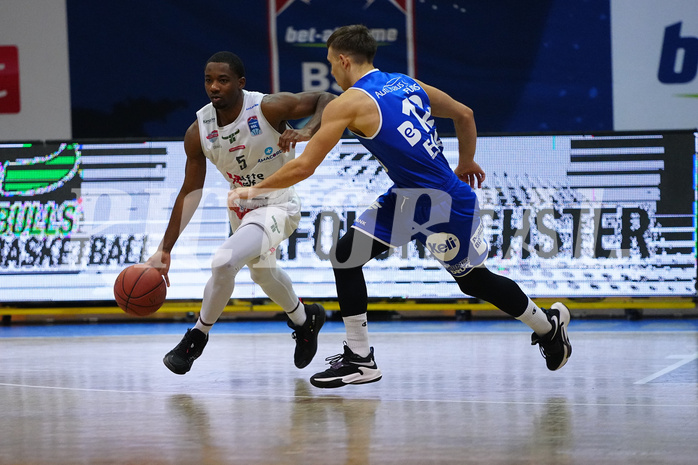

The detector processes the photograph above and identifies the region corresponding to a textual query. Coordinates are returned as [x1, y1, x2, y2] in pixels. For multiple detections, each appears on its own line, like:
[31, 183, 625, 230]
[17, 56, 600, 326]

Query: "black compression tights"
[331, 228, 390, 318]
[332, 228, 529, 318]
[454, 267, 528, 318]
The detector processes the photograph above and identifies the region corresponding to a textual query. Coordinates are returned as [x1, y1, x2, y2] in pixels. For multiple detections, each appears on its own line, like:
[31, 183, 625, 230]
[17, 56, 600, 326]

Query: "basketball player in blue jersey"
[147, 52, 335, 375]
[231, 25, 572, 388]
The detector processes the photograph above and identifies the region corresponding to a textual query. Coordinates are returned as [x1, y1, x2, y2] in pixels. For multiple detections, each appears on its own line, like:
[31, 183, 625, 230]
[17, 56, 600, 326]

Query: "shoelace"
[532, 333, 559, 359]
[324, 352, 346, 368]
[291, 330, 310, 343]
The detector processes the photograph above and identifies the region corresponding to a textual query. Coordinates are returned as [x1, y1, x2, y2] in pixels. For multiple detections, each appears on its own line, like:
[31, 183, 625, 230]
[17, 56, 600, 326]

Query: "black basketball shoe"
[163, 328, 208, 375]
[531, 302, 572, 371]
[310, 343, 382, 388]
[288, 303, 326, 369]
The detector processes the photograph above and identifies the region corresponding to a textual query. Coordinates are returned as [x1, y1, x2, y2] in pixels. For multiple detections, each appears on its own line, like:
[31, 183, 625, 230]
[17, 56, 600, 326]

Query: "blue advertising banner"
[268, 0, 415, 93]
[60, 1, 614, 138]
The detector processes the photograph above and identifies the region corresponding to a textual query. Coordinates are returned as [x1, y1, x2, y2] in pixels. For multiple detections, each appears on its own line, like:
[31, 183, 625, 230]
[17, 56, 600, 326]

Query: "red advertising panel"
[0, 46, 20, 114]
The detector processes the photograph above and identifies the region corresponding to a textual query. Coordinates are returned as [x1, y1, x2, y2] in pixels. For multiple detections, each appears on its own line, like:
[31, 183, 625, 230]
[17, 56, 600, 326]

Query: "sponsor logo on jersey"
[383, 77, 404, 91]
[246, 103, 260, 110]
[227, 172, 265, 187]
[258, 146, 283, 163]
[270, 215, 281, 234]
[229, 145, 245, 152]
[222, 129, 240, 144]
[203, 117, 216, 124]
[375, 76, 420, 98]
[248, 116, 262, 136]
[425, 232, 460, 262]
[206, 130, 219, 140]
[470, 221, 487, 255]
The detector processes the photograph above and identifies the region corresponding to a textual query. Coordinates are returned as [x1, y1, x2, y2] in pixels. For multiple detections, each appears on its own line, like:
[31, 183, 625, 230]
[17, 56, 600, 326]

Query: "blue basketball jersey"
[350, 69, 459, 191]
[350, 70, 489, 275]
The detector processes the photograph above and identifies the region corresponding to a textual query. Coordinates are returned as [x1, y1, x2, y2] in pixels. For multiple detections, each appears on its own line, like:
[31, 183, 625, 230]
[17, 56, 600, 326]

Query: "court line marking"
[1, 381, 696, 408]
[2, 327, 698, 341]
[634, 353, 698, 385]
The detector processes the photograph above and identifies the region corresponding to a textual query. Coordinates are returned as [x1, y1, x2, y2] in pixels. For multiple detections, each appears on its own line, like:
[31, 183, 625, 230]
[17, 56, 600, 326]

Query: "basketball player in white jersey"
[147, 51, 335, 375]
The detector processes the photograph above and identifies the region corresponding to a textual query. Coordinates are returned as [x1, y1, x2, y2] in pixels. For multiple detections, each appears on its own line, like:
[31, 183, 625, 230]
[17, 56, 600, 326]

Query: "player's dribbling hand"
[455, 161, 486, 188]
[146, 251, 171, 287]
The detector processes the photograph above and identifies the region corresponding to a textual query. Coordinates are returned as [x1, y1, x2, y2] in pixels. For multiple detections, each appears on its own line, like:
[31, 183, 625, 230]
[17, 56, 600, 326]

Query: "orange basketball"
[114, 264, 167, 316]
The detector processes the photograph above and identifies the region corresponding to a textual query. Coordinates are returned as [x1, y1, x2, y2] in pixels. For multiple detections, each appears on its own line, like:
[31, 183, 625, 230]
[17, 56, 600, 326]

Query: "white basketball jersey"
[196, 90, 296, 207]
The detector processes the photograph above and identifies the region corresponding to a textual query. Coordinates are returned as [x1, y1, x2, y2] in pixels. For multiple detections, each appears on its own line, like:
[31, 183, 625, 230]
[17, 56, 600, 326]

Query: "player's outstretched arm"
[229, 97, 350, 204]
[146, 121, 207, 285]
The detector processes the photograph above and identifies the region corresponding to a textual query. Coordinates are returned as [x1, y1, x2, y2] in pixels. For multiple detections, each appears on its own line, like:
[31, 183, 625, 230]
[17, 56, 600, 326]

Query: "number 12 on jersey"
[397, 95, 440, 159]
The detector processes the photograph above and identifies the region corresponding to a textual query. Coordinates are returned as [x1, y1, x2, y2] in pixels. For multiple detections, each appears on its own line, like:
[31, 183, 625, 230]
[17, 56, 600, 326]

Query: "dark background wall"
[67, 0, 612, 139]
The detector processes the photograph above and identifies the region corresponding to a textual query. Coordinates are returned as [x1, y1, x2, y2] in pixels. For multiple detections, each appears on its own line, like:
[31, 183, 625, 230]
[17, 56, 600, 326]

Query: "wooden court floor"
[1, 318, 697, 464]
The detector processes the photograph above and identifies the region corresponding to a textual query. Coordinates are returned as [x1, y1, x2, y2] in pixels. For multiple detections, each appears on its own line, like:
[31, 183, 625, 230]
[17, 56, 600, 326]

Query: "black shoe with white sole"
[310, 343, 382, 388]
[531, 302, 572, 371]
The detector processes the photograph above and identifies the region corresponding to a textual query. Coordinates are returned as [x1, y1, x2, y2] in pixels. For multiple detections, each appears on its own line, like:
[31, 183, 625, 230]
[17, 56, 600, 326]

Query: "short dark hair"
[206, 51, 245, 78]
[326, 25, 377, 64]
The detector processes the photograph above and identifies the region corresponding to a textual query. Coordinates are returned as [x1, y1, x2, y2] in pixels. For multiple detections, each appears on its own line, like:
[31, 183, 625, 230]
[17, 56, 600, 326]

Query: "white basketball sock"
[344, 313, 370, 357]
[516, 297, 553, 336]
[284, 300, 307, 327]
[194, 316, 214, 335]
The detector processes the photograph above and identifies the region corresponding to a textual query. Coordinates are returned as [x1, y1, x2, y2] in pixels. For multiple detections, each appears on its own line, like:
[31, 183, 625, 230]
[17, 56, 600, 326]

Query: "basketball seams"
[114, 272, 135, 313]
[130, 267, 161, 299]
